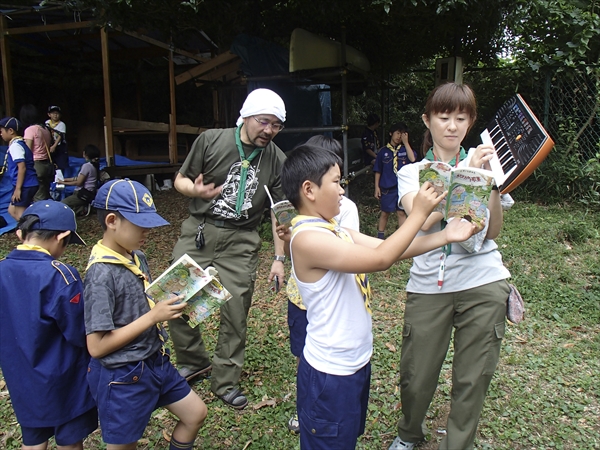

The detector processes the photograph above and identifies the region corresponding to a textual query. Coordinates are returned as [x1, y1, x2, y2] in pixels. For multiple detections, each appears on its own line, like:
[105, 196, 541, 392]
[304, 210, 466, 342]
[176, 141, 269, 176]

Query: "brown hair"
[421, 83, 477, 154]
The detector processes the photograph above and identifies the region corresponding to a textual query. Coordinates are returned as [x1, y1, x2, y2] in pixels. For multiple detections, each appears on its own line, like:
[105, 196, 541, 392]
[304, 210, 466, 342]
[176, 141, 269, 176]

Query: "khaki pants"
[33, 159, 54, 202]
[397, 280, 510, 449]
[169, 215, 261, 396]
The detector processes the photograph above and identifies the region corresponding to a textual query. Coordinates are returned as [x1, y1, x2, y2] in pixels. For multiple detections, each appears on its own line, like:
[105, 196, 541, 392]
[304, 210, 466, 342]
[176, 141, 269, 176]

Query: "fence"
[536, 67, 600, 161]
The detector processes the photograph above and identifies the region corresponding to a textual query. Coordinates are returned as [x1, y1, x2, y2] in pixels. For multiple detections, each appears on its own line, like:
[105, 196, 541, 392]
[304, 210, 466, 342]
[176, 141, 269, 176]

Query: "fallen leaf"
[562, 343, 575, 348]
[252, 398, 277, 410]
[385, 342, 396, 353]
[515, 336, 528, 343]
[162, 429, 171, 442]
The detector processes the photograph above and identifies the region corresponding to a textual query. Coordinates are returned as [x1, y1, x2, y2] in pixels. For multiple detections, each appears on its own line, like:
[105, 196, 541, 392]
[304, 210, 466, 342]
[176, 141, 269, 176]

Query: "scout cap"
[93, 178, 169, 228]
[23, 200, 86, 245]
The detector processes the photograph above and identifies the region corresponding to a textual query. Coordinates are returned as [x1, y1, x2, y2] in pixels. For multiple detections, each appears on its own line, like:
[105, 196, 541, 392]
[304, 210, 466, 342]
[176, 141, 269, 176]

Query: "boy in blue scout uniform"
[373, 122, 416, 239]
[277, 144, 480, 449]
[84, 179, 207, 450]
[0, 200, 97, 449]
[0, 116, 39, 220]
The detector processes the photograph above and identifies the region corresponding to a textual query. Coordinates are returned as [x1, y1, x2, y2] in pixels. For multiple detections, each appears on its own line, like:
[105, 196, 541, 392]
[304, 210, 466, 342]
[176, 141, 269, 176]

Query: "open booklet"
[145, 254, 232, 328]
[418, 161, 494, 227]
[264, 185, 297, 227]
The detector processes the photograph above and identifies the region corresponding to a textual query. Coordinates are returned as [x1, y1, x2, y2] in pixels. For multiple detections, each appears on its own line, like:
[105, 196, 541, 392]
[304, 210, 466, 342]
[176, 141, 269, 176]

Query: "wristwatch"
[274, 255, 286, 262]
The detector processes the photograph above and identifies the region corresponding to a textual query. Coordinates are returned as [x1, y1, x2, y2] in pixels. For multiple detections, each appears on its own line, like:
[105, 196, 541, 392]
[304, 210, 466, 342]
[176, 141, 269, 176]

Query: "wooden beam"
[113, 117, 207, 135]
[3, 20, 95, 36]
[168, 48, 178, 164]
[101, 26, 114, 165]
[0, 16, 14, 116]
[117, 28, 208, 63]
[195, 59, 240, 82]
[175, 51, 239, 85]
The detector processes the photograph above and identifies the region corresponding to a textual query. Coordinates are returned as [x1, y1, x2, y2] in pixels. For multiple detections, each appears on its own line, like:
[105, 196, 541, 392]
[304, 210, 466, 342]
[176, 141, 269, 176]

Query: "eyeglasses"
[253, 116, 284, 132]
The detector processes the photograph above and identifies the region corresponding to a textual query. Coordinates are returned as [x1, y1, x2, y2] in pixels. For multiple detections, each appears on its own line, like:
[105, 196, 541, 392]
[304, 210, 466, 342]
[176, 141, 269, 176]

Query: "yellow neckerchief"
[386, 143, 400, 174]
[290, 215, 372, 315]
[16, 243, 51, 256]
[47, 120, 59, 128]
[86, 240, 167, 346]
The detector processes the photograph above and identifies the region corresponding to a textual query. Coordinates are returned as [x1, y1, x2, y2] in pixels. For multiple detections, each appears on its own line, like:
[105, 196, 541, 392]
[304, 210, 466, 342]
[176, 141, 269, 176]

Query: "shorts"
[87, 351, 191, 445]
[297, 355, 371, 449]
[379, 188, 402, 213]
[21, 407, 98, 446]
[287, 300, 308, 358]
[11, 185, 38, 207]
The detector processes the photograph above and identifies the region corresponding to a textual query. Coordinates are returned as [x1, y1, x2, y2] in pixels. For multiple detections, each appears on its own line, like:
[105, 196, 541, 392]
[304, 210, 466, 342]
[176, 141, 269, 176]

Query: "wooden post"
[168, 46, 178, 164]
[0, 16, 14, 117]
[100, 26, 115, 166]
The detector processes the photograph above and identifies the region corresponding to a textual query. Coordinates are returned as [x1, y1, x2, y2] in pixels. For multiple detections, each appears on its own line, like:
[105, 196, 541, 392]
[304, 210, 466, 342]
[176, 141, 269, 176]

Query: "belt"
[203, 216, 257, 232]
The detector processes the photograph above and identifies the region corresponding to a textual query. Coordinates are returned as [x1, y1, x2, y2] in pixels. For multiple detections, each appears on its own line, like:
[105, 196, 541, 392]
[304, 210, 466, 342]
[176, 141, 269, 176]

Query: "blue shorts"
[297, 355, 371, 449]
[87, 351, 191, 445]
[11, 185, 38, 207]
[287, 301, 308, 358]
[379, 188, 402, 212]
[21, 407, 98, 446]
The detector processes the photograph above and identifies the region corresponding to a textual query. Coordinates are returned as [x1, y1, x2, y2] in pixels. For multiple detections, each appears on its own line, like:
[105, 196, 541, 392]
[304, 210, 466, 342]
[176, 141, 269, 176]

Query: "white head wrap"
[236, 88, 286, 126]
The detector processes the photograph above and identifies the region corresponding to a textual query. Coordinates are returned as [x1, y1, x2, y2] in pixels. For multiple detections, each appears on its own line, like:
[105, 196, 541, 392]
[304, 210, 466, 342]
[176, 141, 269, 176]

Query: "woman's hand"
[469, 144, 496, 170]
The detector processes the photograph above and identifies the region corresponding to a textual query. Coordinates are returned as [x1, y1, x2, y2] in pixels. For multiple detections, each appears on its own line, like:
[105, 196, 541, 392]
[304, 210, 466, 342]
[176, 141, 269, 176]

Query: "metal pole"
[341, 27, 349, 195]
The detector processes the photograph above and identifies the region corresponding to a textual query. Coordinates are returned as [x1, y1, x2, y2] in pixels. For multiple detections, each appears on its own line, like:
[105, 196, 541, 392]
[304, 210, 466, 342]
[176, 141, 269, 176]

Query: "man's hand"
[192, 173, 223, 199]
[444, 217, 484, 243]
[149, 295, 187, 323]
[268, 260, 285, 284]
[411, 182, 447, 218]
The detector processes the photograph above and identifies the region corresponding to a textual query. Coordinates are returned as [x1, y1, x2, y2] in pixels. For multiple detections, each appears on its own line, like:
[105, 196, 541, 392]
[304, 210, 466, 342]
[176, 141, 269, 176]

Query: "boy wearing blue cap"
[0, 116, 39, 220]
[84, 179, 207, 450]
[0, 200, 97, 450]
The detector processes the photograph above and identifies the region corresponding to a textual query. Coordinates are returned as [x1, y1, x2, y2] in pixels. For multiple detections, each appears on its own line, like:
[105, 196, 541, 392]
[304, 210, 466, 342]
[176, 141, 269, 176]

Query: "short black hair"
[366, 113, 380, 127]
[83, 144, 101, 160]
[17, 215, 68, 247]
[96, 209, 124, 231]
[282, 144, 342, 209]
[305, 135, 343, 161]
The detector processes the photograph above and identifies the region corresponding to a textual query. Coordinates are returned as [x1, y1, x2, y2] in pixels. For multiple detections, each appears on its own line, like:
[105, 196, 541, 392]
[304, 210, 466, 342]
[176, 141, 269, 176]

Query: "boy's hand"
[412, 182, 446, 217]
[11, 188, 21, 202]
[444, 217, 484, 243]
[150, 295, 187, 323]
[276, 224, 292, 242]
[374, 186, 381, 199]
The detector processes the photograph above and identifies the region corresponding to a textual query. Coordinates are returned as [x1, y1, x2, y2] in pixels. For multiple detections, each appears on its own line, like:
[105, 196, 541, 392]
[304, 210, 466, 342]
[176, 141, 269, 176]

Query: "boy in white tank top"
[278, 144, 482, 449]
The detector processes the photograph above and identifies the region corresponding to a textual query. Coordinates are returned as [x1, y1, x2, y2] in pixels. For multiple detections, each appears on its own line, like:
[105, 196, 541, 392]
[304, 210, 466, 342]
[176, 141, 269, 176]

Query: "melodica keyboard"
[480, 94, 555, 194]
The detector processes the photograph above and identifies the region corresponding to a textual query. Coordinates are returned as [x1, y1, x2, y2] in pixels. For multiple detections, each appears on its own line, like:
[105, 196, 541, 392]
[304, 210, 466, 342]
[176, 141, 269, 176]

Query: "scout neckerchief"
[291, 215, 372, 315]
[424, 146, 467, 289]
[16, 243, 51, 255]
[86, 240, 168, 347]
[0, 137, 25, 176]
[234, 124, 264, 216]
[387, 143, 400, 174]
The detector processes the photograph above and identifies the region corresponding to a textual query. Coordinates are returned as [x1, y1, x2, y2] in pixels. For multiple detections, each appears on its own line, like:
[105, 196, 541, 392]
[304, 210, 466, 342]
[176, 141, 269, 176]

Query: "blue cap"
[22, 201, 85, 245]
[0, 117, 22, 132]
[92, 179, 169, 228]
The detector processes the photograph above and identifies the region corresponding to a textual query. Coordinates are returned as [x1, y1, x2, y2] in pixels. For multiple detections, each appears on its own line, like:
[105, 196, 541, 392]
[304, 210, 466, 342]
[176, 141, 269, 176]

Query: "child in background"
[46, 105, 69, 171]
[84, 179, 207, 450]
[20, 104, 53, 202]
[0, 117, 39, 220]
[278, 144, 480, 449]
[374, 122, 416, 238]
[285, 135, 360, 435]
[61, 144, 100, 216]
[0, 200, 97, 450]
[361, 113, 381, 167]
[388, 82, 511, 450]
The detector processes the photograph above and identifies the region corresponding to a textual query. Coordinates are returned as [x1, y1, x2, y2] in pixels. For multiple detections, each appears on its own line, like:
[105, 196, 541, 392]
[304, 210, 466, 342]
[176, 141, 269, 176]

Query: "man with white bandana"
[170, 88, 287, 409]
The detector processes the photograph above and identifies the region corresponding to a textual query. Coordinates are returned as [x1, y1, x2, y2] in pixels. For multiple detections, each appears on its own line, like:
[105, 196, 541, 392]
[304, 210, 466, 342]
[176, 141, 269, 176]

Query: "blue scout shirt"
[361, 127, 380, 166]
[373, 144, 415, 189]
[7, 138, 38, 188]
[0, 248, 95, 427]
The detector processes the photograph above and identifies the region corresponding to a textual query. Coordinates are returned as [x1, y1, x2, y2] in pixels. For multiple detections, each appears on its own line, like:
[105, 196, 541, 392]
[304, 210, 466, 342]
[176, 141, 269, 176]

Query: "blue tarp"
[0, 151, 163, 235]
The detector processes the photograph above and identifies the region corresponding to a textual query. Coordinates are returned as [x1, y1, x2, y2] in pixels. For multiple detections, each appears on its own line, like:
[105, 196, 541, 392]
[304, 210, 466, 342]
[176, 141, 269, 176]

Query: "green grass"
[1, 178, 599, 449]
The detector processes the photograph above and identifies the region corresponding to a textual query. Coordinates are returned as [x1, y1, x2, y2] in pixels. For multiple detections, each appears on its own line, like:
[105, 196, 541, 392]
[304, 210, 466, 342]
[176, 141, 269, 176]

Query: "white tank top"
[290, 227, 372, 375]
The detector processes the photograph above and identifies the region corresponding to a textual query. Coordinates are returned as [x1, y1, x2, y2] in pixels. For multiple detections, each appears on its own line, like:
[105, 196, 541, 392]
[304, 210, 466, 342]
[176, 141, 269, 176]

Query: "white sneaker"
[388, 436, 416, 450]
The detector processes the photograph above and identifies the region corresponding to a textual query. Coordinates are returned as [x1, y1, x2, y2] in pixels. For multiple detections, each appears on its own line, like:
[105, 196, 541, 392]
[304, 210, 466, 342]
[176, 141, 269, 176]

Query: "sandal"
[219, 388, 248, 410]
[178, 364, 212, 383]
